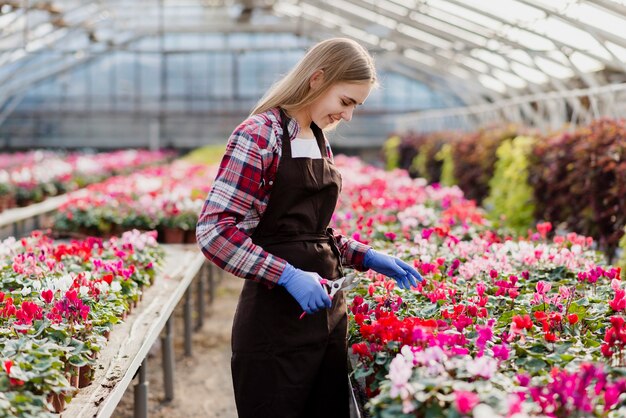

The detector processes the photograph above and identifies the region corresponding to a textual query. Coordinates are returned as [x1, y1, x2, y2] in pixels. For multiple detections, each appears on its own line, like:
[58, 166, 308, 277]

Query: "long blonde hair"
[251, 37, 377, 116]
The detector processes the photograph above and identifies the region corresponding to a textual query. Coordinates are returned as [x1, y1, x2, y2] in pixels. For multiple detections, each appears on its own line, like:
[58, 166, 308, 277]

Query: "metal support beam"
[161, 318, 175, 402]
[195, 268, 205, 331]
[184, 289, 193, 357]
[133, 358, 148, 418]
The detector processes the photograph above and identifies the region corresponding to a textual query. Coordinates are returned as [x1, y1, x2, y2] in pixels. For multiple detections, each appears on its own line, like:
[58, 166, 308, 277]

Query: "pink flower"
[454, 391, 479, 414]
[604, 384, 621, 410]
[384, 232, 397, 241]
[492, 344, 510, 361]
[536, 281, 551, 295]
[516, 373, 531, 386]
[476, 282, 486, 297]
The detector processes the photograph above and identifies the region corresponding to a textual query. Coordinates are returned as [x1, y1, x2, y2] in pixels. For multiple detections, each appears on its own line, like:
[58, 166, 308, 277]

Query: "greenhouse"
[1, 1, 626, 417]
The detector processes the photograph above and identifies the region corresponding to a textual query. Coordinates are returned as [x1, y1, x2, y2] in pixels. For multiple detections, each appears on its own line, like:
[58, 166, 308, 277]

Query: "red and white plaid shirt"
[196, 107, 371, 288]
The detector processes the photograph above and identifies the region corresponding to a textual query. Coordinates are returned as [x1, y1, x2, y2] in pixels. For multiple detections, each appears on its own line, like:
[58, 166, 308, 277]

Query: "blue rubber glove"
[278, 264, 332, 314]
[363, 249, 423, 290]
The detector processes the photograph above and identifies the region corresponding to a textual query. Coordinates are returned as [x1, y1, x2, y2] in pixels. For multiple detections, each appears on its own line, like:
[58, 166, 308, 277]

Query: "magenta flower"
[454, 390, 479, 414]
[492, 343, 510, 361]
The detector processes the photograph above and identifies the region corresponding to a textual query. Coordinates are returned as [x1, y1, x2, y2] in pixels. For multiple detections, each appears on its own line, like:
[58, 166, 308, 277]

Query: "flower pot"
[78, 364, 93, 388]
[163, 226, 185, 244]
[69, 364, 80, 388]
[47, 391, 66, 413]
[185, 228, 197, 244]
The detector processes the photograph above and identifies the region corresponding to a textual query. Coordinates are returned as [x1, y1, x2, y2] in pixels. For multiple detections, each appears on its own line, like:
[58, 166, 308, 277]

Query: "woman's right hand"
[278, 264, 332, 314]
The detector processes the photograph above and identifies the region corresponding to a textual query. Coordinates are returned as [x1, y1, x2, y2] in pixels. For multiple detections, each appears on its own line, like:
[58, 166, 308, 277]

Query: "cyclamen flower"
[536, 281, 551, 295]
[492, 344, 510, 361]
[47, 289, 90, 324]
[467, 356, 497, 379]
[454, 391, 479, 415]
[15, 301, 43, 326]
[3, 360, 24, 386]
[387, 353, 416, 413]
[41, 289, 54, 304]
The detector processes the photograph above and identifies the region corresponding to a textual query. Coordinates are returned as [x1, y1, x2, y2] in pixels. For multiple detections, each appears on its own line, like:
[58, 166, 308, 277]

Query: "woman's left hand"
[363, 249, 423, 290]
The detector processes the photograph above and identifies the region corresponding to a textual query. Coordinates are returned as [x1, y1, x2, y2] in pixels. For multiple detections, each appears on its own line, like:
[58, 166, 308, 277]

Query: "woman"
[197, 37, 422, 418]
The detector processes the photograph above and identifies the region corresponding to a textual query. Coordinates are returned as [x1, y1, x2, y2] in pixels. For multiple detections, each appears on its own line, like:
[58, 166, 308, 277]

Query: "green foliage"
[182, 144, 227, 166]
[383, 136, 401, 171]
[485, 136, 536, 234]
[528, 118, 626, 258]
[451, 126, 518, 204]
[436, 143, 456, 187]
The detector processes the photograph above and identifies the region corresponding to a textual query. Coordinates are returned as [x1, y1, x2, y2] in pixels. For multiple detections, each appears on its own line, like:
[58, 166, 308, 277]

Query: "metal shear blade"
[326, 273, 360, 298]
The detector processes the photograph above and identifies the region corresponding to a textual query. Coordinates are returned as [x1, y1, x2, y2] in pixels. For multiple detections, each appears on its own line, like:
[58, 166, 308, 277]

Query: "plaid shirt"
[196, 107, 371, 288]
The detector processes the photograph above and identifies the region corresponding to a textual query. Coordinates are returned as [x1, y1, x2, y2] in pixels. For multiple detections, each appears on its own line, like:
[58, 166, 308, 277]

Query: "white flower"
[473, 404, 502, 418]
[21, 287, 31, 296]
[55, 274, 74, 292]
[95, 281, 110, 293]
[110, 281, 122, 292]
[466, 356, 498, 379]
[79, 286, 90, 297]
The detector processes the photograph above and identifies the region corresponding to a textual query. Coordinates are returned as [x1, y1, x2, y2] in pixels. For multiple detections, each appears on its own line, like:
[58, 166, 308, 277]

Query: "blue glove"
[363, 249, 423, 290]
[278, 264, 332, 314]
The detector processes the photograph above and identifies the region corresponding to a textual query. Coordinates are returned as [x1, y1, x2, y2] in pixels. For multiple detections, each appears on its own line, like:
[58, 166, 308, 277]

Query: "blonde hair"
[251, 37, 377, 116]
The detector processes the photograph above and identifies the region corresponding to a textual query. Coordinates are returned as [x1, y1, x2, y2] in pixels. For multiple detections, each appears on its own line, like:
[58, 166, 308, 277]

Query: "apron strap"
[279, 108, 292, 159]
[311, 122, 329, 158]
[280, 107, 329, 159]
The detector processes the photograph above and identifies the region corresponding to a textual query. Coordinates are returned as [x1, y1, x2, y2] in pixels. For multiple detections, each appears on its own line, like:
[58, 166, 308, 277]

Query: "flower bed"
[0, 230, 163, 416]
[387, 118, 626, 258]
[331, 156, 626, 417]
[0, 149, 175, 212]
[53, 161, 216, 243]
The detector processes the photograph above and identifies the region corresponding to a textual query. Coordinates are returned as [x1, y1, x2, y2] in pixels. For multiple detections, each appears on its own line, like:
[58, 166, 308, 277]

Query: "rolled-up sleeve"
[331, 229, 371, 272]
[196, 124, 286, 288]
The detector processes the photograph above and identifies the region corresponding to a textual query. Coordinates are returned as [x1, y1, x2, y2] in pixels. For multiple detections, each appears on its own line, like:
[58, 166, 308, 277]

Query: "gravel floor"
[112, 275, 243, 418]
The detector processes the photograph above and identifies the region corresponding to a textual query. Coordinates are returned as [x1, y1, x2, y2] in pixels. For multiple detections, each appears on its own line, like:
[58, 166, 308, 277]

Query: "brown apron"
[231, 109, 349, 418]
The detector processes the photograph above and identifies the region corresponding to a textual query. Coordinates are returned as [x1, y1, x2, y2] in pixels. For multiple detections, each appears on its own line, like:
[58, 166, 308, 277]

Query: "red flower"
[537, 222, 552, 239]
[41, 289, 54, 304]
[567, 314, 579, 325]
[545, 332, 557, 342]
[513, 314, 533, 330]
[3, 360, 24, 386]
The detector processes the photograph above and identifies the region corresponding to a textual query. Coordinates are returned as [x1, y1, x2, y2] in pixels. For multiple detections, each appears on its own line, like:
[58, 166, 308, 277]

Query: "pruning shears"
[299, 273, 361, 319]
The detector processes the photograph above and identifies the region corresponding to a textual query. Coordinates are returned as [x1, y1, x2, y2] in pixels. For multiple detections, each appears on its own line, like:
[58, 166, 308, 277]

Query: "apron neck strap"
[311, 122, 327, 158]
[279, 108, 292, 159]
[279, 108, 328, 159]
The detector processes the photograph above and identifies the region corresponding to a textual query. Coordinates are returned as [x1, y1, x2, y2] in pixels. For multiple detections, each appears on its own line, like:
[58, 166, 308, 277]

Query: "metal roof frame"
[2, 0, 626, 120]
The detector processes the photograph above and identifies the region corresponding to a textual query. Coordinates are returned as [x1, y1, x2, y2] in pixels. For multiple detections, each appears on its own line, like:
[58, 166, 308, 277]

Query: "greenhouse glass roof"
[1, 1, 626, 142]
[1, 1, 626, 103]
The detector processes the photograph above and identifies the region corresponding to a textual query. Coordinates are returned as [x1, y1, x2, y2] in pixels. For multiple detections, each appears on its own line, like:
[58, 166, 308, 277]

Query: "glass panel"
[532, 17, 611, 60]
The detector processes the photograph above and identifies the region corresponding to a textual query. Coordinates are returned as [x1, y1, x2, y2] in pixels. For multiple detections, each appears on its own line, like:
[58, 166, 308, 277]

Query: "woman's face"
[307, 81, 372, 130]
